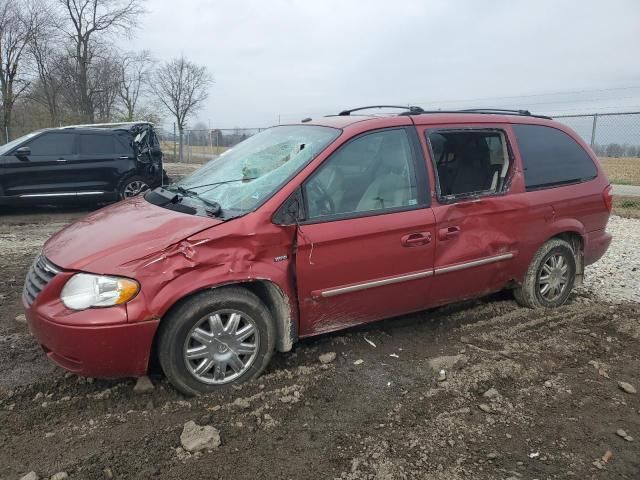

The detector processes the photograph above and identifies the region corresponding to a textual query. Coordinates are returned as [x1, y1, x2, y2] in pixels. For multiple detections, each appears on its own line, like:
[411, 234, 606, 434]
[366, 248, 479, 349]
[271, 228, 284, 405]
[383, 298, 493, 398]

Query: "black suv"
[0, 122, 164, 205]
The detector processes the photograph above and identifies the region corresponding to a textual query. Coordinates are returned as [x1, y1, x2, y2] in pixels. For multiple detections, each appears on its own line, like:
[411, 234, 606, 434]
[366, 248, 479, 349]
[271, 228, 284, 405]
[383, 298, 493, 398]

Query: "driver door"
[295, 127, 437, 336]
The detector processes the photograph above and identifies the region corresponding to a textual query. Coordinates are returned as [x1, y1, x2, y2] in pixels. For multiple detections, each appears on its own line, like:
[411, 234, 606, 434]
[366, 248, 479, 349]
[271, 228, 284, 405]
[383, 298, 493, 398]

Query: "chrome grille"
[23, 255, 60, 306]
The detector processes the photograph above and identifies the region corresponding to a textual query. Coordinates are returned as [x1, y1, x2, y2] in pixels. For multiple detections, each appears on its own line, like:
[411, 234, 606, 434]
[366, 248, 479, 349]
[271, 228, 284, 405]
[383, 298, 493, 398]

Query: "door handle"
[119, 156, 129, 159]
[401, 232, 432, 247]
[438, 226, 460, 241]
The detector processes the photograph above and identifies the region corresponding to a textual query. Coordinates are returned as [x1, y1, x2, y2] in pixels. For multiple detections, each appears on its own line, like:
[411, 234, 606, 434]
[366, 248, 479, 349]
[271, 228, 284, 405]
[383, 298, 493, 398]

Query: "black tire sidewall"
[158, 289, 275, 395]
[533, 244, 576, 308]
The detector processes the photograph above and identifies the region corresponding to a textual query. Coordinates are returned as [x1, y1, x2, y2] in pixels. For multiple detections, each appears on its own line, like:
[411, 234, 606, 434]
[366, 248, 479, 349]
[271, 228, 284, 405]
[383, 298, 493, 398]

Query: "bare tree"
[118, 49, 154, 121]
[0, 0, 40, 140]
[152, 55, 213, 161]
[57, 0, 144, 122]
[27, 0, 64, 125]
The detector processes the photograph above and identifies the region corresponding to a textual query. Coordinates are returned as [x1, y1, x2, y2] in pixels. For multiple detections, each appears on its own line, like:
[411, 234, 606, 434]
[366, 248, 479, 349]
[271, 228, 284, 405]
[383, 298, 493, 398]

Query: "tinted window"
[512, 124, 597, 190]
[115, 134, 133, 155]
[79, 134, 114, 155]
[26, 133, 74, 156]
[304, 129, 418, 219]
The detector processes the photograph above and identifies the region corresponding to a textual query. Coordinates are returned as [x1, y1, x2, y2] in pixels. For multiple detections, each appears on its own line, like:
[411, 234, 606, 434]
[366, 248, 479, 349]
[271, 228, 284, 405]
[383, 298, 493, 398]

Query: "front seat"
[356, 135, 412, 212]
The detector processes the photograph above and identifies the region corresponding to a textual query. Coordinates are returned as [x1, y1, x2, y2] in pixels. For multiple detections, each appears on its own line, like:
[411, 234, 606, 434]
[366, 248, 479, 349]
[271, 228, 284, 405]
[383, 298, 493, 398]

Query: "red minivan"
[23, 107, 613, 395]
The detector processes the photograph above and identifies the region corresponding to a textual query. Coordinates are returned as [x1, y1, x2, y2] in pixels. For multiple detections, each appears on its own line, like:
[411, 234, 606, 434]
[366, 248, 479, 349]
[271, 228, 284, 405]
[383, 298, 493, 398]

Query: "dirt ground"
[1, 202, 639, 480]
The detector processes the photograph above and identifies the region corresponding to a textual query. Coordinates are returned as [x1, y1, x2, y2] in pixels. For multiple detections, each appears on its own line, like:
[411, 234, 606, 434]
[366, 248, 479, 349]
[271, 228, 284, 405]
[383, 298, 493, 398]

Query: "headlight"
[61, 273, 140, 310]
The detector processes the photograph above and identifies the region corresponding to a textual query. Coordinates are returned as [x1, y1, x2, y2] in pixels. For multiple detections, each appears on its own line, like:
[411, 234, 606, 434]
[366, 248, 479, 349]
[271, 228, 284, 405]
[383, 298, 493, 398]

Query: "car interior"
[305, 129, 418, 218]
[429, 130, 510, 199]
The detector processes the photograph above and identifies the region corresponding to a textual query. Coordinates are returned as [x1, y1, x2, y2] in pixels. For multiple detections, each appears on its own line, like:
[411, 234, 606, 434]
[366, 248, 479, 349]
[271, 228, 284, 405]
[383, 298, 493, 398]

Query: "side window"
[115, 134, 133, 155]
[427, 130, 510, 200]
[25, 133, 74, 156]
[79, 134, 115, 155]
[512, 124, 597, 190]
[304, 129, 418, 220]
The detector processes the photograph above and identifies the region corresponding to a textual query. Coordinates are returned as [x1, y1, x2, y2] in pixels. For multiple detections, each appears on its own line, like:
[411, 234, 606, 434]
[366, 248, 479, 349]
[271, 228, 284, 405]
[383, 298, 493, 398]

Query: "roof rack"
[334, 105, 552, 120]
[338, 105, 425, 116]
[60, 121, 153, 129]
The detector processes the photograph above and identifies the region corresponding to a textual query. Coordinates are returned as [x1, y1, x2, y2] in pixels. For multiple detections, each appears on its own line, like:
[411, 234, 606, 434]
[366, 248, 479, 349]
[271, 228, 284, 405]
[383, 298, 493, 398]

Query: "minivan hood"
[44, 196, 221, 273]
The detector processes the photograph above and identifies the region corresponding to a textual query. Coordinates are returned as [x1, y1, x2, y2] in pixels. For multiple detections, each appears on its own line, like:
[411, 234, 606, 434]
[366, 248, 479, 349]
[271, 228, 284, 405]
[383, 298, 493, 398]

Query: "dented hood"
[44, 196, 221, 273]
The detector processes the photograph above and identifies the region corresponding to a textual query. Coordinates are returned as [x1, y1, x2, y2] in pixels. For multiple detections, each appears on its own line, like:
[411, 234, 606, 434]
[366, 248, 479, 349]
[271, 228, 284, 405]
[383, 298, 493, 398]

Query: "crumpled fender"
[123, 214, 299, 351]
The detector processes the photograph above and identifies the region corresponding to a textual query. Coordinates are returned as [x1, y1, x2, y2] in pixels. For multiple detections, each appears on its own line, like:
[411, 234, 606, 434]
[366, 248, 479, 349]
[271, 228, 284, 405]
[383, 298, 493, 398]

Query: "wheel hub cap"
[183, 310, 259, 384]
[538, 254, 569, 301]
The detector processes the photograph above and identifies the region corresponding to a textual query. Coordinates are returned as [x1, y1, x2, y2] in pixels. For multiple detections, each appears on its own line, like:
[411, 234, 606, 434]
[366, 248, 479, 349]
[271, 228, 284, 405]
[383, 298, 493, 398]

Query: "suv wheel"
[119, 176, 150, 199]
[514, 238, 576, 308]
[158, 287, 276, 395]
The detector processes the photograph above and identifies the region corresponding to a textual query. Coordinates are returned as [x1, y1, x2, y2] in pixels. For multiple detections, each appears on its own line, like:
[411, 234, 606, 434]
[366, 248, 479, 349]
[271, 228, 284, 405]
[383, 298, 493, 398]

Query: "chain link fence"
[157, 128, 264, 164]
[555, 112, 640, 217]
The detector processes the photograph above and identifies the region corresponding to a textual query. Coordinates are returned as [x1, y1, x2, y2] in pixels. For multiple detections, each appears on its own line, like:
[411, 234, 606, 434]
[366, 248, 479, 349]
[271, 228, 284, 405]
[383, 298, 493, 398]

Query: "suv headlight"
[61, 273, 140, 310]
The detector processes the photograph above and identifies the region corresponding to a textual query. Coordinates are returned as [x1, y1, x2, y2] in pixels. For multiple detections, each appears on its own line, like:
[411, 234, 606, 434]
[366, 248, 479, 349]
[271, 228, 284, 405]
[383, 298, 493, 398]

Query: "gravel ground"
[0, 197, 638, 479]
[580, 215, 640, 303]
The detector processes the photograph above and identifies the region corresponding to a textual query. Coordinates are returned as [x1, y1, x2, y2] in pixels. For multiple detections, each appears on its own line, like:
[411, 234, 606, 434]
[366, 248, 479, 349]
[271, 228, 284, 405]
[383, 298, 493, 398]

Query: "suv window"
[512, 124, 597, 190]
[115, 134, 133, 155]
[79, 133, 115, 155]
[25, 132, 74, 156]
[427, 130, 510, 199]
[304, 129, 418, 219]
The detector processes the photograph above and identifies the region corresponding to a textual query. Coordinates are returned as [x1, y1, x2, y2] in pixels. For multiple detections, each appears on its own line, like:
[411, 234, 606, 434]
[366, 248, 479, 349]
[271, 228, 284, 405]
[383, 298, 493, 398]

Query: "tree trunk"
[179, 129, 184, 162]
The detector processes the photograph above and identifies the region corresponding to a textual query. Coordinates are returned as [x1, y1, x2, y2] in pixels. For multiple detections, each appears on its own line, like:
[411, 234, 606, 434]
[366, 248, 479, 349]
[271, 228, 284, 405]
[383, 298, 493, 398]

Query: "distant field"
[599, 157, 640, 185]
[613, 195, 640, 219]
[160, 141, 227, 157]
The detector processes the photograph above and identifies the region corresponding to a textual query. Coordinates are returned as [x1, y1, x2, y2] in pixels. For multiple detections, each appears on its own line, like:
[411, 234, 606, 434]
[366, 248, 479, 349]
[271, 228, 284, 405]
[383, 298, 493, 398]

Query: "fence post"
[173, 122, 177, 160]
[590, 114, 598, 148]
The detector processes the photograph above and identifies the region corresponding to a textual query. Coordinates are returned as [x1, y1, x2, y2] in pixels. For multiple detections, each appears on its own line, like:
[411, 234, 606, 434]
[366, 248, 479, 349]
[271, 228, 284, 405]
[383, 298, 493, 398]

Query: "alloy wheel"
[123, 180, 149, 197]
[183, 310, 260, 384]
[538, 253, 569, 302]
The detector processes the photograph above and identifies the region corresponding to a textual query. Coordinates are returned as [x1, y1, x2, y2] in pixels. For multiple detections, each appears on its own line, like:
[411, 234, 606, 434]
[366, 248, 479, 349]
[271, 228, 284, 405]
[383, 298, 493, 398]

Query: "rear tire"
[158, 287, 276, 396]
[514, 238, 576, 309]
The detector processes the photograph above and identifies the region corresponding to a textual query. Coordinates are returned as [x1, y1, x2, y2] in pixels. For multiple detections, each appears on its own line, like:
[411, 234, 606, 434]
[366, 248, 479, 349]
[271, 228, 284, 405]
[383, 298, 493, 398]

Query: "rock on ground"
[319, 352, 337, 364]
[19, 473, 38, 480]
[180, 421, 221, 452]
[428, 354, 468, 372]
[50, 473, 68, 480]
[618, 381, 637, 394]
[133, 376, 154, 394]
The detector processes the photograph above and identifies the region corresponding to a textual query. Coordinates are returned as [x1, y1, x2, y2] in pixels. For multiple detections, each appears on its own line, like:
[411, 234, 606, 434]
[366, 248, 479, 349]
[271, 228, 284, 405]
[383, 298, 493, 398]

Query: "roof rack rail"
[60, 121, 153, 129]
[338, 105, 425, 116]
[413, 109, 552, 120]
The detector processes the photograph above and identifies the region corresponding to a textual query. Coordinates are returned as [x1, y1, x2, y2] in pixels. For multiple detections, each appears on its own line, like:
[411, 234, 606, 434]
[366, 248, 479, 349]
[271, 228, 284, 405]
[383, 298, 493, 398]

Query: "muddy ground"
[0, 200, 639, 479]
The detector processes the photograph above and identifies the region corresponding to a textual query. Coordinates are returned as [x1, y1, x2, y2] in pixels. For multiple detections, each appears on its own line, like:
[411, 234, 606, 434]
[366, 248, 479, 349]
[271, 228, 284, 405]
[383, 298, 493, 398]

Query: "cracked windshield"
[178, 125, 340, 212]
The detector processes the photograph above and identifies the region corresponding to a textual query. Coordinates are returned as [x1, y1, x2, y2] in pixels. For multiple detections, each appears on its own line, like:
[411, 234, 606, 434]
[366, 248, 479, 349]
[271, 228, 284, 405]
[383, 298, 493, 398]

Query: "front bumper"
[24, 297, 159, 377]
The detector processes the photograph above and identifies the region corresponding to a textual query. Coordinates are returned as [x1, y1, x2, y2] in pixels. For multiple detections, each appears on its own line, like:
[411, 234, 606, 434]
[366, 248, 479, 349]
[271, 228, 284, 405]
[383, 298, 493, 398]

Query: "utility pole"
[590, 114, 598, 148]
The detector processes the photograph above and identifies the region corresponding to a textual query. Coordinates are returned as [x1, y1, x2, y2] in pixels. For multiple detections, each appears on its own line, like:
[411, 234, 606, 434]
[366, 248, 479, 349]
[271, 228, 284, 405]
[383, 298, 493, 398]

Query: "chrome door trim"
[19, 191, 104, 198]
[319, 269, 434, 298]
[434, 252, 515, 275]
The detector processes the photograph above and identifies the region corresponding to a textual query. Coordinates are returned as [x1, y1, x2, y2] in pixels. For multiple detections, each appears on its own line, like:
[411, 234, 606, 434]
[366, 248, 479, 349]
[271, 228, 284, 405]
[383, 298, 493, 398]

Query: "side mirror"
[15, 146, 31, 160]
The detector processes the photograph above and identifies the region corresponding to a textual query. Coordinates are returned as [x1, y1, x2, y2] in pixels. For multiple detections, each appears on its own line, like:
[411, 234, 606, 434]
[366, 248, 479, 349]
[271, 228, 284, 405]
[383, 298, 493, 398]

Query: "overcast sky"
[130, 0, 640, 129]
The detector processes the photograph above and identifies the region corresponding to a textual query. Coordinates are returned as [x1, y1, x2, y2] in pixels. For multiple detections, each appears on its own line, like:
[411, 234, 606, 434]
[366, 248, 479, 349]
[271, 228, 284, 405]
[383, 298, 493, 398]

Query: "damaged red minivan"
[23, 107, 613, 395]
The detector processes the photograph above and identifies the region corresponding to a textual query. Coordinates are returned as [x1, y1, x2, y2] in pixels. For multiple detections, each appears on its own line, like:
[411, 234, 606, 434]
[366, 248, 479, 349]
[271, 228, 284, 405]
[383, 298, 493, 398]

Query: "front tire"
[119, 175, 150, 199]
[514, 238, 576, 309]
[158, 287, 276, 396]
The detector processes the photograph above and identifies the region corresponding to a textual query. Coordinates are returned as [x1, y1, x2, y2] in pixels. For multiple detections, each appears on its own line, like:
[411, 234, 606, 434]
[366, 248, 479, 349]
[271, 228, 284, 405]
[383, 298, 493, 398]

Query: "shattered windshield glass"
[176, 125, 340, 214]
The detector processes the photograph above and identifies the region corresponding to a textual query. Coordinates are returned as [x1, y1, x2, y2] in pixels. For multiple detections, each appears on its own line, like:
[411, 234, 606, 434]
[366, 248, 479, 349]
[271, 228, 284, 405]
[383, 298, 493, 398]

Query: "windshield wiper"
[164, 185, 222, 216]
[180, 177, 259, 192]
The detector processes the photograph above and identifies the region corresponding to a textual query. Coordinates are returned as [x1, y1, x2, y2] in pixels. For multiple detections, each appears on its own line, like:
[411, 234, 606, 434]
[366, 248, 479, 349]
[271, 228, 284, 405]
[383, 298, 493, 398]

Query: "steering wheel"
[308, 181, 335, 216]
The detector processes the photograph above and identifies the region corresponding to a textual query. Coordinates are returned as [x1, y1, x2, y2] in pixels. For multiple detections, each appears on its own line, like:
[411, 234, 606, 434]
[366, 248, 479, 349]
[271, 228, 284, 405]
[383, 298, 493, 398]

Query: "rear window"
[512, 124, 597, 190]
[79, 133, 114, 155]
